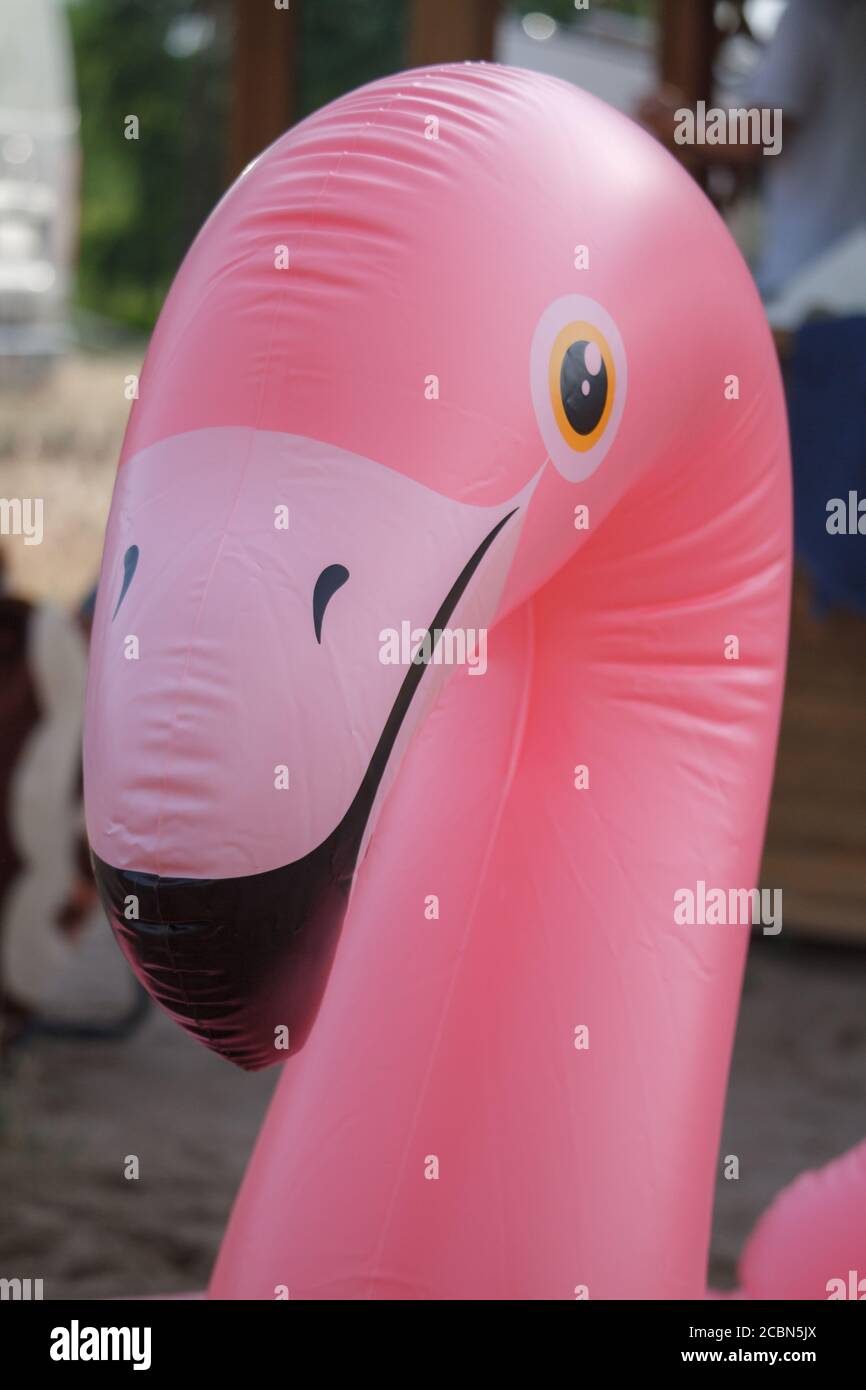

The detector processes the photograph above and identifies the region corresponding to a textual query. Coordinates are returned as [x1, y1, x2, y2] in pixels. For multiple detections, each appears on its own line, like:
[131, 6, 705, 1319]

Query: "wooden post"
[656, 0, 720, 188]
[657, 0, 717, 105]
[407, 0, 500, 67]
[228, 0, 301, 184]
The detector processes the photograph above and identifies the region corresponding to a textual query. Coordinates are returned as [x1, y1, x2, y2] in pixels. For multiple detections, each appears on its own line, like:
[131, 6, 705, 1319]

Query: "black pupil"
[560, 340, 607, 436]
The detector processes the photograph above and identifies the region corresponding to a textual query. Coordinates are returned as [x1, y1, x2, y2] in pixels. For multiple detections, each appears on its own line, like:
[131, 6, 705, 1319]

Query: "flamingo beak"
[91, 508, 517, 1069]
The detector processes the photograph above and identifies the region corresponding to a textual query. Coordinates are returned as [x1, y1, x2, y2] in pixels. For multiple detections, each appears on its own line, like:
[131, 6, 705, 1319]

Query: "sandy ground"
[0, 350, 140, 605]
[0, 915, 276, 1299]
[0, 922, 863, 1298]
[1, 353, 864, 1299]
[711, 936, 866, 1287]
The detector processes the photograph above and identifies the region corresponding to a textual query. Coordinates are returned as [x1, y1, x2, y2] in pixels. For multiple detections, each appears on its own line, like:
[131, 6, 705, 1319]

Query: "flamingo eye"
[530, 296, 626, 482]
[554, 326, 612, 446]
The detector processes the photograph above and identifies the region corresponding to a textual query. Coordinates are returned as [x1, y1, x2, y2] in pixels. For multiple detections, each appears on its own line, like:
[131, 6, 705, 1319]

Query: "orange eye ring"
[531, 295, 626, 483]
[548, 321, 616, 453]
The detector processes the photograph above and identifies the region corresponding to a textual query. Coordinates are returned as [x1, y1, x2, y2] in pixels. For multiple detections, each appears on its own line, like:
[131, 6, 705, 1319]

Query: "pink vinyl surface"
[80, 65, 860, 1301]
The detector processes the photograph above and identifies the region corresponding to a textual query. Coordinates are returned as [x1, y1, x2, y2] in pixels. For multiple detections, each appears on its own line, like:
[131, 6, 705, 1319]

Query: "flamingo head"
[85, 64, 729, 1067]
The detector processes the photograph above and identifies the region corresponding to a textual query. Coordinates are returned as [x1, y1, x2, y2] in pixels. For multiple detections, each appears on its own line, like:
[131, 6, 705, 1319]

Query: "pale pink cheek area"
[84, 426, 526, 878]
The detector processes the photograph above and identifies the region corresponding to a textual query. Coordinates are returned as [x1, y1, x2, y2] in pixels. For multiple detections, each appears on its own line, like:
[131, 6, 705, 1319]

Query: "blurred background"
[1, 0, 864, 1298]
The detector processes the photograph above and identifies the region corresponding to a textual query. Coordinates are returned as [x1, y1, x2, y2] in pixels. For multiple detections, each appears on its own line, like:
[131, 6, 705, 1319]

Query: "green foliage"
[68, 0, 410, 331]
[298, 0, 407, 118]
[67, 0, 652, 331]
[508, 0, 653, 19]
[68, 0, 230, 331]
[68, 0, 409, 331]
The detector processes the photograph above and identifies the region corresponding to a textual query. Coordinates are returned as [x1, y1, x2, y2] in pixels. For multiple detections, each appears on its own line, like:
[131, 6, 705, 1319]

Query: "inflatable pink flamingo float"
[84, 65, 866, 1300]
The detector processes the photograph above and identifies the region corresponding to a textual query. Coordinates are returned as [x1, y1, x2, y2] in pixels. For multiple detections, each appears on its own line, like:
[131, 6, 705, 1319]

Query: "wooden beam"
[407, 0, 500, 67]
[656, 0, 720, 188]
[762, 574, 866, 943]
[657, 0, 717, 105]
[229, 0, 301, 184]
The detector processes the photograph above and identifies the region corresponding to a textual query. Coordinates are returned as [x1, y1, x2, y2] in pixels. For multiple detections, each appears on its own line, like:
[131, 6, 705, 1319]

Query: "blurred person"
[0, 550, 90, 1053]
[638, 0, 866, 299]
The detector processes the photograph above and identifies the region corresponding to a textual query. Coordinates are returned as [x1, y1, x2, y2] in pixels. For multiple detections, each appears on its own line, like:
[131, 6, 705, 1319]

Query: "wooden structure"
[652, 3, 866, 941]
[762, 580, 866, 942]
[227, 0, 499, 179]
[228, 0, 301, 182]
[226, 0, 866, 942]
[406, 0, 499, 67]
[658, 0, 717, 106]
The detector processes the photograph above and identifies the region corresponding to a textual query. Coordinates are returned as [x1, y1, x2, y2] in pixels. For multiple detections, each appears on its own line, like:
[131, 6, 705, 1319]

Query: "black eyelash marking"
[112, 545, 140, 620]
[313, 565, 349, 643]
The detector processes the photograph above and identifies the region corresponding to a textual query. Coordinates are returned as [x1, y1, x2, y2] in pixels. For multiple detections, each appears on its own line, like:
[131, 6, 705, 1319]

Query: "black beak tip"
[90, 848, 350, 1070]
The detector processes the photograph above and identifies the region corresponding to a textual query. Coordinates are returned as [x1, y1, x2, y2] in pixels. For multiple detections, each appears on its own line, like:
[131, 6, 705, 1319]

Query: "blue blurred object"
[788, 316, 866, 615]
